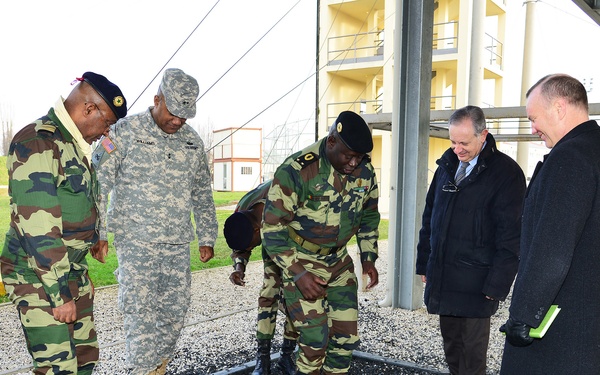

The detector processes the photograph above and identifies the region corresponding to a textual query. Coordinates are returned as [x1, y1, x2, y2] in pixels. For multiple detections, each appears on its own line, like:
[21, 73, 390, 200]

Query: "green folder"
[529, 305, 561, 338]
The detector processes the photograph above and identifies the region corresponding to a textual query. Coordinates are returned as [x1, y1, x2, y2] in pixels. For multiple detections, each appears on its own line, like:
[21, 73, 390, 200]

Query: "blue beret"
[80, 72, 127, 119]
[334, 111, 373, 154]
[223, 211, 254, 251]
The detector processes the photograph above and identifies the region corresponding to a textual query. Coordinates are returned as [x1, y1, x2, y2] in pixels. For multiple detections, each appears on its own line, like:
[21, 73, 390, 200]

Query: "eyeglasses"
[442, 181, 460, 193]
[89, 102, 116, 127]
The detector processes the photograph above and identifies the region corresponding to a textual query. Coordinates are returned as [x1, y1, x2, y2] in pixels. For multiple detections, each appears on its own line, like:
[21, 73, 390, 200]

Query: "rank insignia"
[296, 152, 319, 168]
[113, 96, 124, 107]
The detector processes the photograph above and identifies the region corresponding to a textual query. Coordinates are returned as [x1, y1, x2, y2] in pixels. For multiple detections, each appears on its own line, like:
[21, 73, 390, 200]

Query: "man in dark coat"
[416, 105, 526, 375]
[500, 74, 600, 374]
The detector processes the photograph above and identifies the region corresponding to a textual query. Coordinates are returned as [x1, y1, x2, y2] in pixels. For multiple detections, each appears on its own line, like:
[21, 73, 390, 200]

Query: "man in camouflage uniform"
[0, 72, 127, 374]
[223, 180, 298, 375]
[262, 111, 380, 375]
[91, 68, 218, 375]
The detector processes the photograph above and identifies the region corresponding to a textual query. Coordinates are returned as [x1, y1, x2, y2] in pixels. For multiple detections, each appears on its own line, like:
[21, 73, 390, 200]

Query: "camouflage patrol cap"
[80, 72, 127, 119]
[224, 211, 254, 251]
[333, 111, 373, 154]
[160, 68, 199, 119]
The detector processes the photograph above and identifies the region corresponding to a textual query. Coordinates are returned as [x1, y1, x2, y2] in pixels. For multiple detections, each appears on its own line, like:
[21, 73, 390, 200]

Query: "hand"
[295, 271, 328, 301]
[52, 300, 77, 323]
[500, 317, 534, 347]
[420, 275, 427, 283]
[362, 261, 379, 289]
[90, 240, 109, 263]
[199, 246, 214, 263]
[229, 270, 246, 286]
[89, 276, 95, 296]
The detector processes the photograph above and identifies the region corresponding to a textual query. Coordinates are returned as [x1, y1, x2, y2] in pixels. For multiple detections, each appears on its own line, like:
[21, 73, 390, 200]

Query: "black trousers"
[439, 315, 490, 375]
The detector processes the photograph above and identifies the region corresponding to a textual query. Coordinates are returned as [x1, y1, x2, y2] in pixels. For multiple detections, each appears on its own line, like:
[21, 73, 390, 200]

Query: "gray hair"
[448, 105, 487, 135]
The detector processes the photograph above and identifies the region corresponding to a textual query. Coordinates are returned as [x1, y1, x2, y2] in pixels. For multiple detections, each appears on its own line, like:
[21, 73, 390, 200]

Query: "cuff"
[361, 251, 378, 263]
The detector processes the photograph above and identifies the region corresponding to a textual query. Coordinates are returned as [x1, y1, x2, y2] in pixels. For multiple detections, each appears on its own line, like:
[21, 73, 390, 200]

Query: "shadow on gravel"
[199, 351, 449, 375]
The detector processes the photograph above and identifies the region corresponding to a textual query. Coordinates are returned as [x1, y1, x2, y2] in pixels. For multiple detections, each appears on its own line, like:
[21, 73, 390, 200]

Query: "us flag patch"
[101, 137, 116, 153]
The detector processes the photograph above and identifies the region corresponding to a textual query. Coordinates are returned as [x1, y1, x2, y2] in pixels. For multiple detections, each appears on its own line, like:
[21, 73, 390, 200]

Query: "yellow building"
[317, 0, 509, 214]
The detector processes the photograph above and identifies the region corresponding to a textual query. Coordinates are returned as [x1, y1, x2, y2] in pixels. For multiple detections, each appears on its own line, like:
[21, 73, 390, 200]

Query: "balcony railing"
[484, 33, 503, 70]
[326, 99, 383, 125]
[430, 95, 456, 110]
[328, 30, 384, 64]
[433, 20, 458, 50]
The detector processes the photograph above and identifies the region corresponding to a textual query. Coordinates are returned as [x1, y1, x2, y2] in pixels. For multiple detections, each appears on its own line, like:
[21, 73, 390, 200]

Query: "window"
[241, 166, 252, 175]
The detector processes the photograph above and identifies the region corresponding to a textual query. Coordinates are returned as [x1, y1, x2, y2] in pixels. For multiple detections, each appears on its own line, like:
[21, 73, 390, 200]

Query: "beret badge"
[113, 96, 124, 107]
[337, 122, 343, 133]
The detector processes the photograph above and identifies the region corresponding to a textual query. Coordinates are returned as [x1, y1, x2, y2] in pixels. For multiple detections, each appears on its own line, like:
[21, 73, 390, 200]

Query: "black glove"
[499, 317, 534, 347]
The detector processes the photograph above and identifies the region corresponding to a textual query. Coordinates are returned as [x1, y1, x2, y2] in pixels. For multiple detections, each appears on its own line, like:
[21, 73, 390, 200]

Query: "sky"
[502, 0, 600, 105]
[1, 0, 600, 140]
[0, 0, 317, 136]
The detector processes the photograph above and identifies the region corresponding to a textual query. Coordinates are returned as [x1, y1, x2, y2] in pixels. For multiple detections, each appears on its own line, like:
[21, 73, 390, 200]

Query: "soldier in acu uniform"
[223, 180, 298, 375]
[262, 111, 380, 375]
[92, 68, 218, 375]
[0, 72, 127, 374]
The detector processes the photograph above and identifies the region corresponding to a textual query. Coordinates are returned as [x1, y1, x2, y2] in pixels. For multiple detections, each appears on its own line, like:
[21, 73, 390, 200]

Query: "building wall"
[213, 127, 262, 192]
[318, 0, 512, 213]
[213, 161, 232, 191]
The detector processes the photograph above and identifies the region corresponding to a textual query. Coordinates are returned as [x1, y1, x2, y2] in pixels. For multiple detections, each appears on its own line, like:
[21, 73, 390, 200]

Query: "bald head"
[63, 81, 118, 144]
[526, 73, 590, 148]
[526, 74, 589, 112]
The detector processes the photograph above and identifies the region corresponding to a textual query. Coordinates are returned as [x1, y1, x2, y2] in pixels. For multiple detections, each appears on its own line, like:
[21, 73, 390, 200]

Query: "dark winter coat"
[416, 133, 526, 318]
[501, 120, 600, 375]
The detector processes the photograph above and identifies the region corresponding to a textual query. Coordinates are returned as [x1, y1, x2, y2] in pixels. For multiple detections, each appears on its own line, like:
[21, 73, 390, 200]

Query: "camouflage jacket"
[230, 180, 271, 267]
[0, 108, 98, 307]
[262, 138, 380, 278]
[92, 108, 217, 246]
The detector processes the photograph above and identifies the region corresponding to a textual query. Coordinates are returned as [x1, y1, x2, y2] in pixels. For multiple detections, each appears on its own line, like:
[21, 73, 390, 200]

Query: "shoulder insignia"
[38, 123, 57, 133]
[101, 137, 116, 154]
[295, 152, 319, 169]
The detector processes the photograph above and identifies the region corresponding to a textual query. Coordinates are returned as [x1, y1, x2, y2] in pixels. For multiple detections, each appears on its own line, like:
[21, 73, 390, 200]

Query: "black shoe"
[277, 338, 296, 375]
[251, 339, 272, 375]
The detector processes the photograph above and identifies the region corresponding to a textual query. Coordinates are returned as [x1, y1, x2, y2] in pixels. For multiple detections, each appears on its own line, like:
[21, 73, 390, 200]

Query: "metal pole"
[387, 0, 434, 310]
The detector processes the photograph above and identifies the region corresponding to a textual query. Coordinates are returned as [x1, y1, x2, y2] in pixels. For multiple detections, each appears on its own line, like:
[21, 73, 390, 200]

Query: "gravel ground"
[0, 240, 509, 375]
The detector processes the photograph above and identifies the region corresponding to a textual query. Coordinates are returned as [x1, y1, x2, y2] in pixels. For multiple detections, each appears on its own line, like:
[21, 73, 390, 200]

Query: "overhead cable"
[197, 0, 301, 103]
[127, 0, 221, 111]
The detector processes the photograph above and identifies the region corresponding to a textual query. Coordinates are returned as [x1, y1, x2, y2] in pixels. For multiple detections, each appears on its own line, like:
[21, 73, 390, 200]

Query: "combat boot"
[252, 339, 272, 375]
[156, 358, 170, 375]
[277, 338, 296, 375]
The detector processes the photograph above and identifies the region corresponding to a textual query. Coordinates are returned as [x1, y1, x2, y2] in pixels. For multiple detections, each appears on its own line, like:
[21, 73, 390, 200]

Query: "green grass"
[0, 154, 389, 303]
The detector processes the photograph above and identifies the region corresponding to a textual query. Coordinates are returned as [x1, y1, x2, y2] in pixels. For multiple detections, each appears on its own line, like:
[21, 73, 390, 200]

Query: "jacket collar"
[552, 120, 598, 149]
[438, 132, 498, 177]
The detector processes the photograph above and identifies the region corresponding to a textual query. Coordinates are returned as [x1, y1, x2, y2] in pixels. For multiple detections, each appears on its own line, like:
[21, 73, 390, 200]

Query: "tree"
[189, 116, 215, 183]
[0, 103, 14, 156]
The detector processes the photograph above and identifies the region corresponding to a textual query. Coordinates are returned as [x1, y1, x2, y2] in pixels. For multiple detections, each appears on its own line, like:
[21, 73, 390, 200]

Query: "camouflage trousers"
[7, 272, 98, 375]
[257, 247, 298, 341]
[115, 237, 191, 375]
[282, 248, 359, 375]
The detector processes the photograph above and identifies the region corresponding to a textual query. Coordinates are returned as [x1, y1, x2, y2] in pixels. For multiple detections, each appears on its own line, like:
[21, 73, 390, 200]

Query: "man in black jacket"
[416, 105, 526, 375]
[500, 74, 600, 374]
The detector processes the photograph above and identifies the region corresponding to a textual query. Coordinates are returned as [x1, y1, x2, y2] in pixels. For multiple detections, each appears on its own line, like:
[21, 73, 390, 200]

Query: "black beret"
[333, 111, 373, 154]
[80, 72, 127, 119]
[223, 211, 254, 251]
